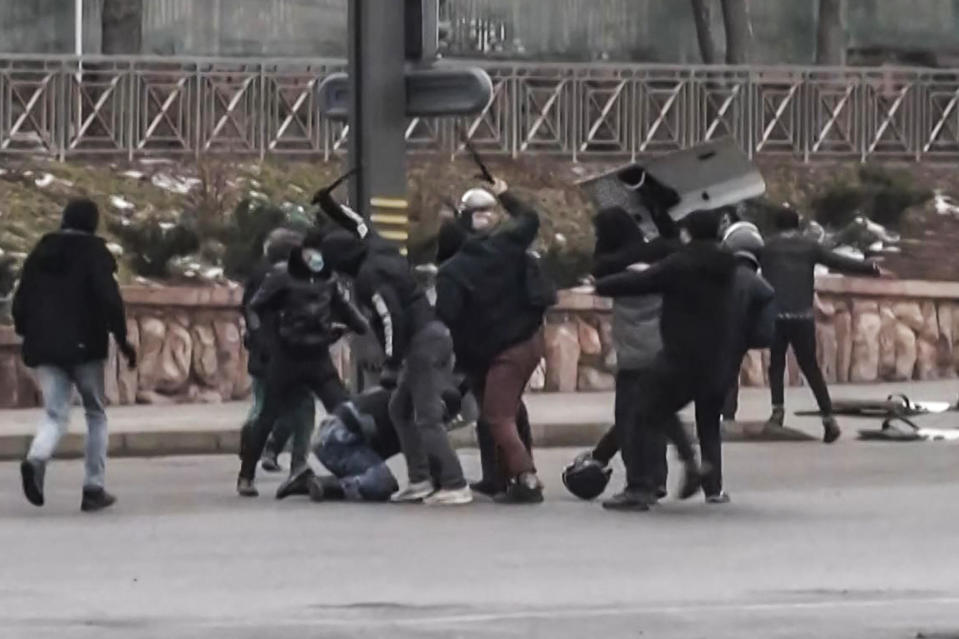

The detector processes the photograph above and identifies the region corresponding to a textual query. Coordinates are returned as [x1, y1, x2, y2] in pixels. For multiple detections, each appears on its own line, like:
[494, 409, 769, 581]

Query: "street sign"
[319, 67, 493, 120]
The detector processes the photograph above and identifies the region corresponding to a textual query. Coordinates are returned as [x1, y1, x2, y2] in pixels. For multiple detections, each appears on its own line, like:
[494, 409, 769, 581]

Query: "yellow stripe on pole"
[371, 213, 410, 226]
[370, 197, 409, 210]
[379, 230, 410, 242]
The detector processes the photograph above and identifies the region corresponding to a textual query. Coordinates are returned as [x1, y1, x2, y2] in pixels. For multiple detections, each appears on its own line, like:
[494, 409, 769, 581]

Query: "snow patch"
[110, 195, 135, 211]
[152, 173, 201, 194]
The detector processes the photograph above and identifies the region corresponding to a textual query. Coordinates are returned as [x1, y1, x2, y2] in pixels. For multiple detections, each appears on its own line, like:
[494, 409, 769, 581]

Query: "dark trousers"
[591, 424, 619, 466]
[722, 378, 739, 421]
[694, 392, 725, 497]
[769, 317, 832, 414]
[388, 321, 466, 490]
[472, 331, 543, 482]
[620, 355, 706, 492]
[476, 402, 532, 491]
[614, 369, 668, 493]
[245, 377, 315, 468]
[239, 350, 348, 480]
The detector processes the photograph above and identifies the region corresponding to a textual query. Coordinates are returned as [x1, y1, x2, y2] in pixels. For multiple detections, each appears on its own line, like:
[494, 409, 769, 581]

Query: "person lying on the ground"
[276, 386, 464, 503]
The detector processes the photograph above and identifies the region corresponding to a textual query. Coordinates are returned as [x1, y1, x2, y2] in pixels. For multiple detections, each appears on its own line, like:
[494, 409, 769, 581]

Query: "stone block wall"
[540, 276, 959, 392]
[5, 277, 959, 408]
[0, 286, 254, 409]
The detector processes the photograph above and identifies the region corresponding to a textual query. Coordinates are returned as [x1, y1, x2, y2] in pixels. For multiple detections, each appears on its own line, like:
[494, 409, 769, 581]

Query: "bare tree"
[690, 0, 718, 64]
[101, 0, 143, 54]
[816, 0, 846, 65]
[720, 0, 750, 64]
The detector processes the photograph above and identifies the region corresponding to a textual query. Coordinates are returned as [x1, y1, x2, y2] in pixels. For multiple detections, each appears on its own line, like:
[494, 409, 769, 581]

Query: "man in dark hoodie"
[13, 199, 136, 512]
[594, 210, 748, 510]
[435, 178, 552, 504]
[760, 208, 884, 443]
[316, 190, 471, 506]
[240, 228, 316, 475]
[237, 232, 368, 498]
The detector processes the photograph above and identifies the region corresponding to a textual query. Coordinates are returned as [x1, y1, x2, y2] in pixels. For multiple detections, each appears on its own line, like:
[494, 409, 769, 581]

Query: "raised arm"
[816, 244, 881, 277]
[315, 189, 373, 241]
[592, 238, 677, 278]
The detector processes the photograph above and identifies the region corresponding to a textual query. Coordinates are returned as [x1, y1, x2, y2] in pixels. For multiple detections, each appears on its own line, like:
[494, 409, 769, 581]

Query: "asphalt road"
[1, 442, 958, 639]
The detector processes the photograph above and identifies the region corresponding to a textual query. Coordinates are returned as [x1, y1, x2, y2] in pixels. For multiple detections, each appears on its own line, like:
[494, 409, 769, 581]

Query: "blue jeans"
[313, 420, 398, 501]
[28, 361, 108, 490]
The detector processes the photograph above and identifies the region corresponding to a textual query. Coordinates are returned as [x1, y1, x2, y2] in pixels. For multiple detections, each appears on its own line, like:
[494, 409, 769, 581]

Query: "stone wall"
[5, 277, 959, 408]
[541, 276, 959, 392]
[0, 286, 253, 409]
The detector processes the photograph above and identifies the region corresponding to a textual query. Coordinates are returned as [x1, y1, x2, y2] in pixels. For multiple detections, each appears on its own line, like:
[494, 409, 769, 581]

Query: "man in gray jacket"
[588, 207, 678, 506]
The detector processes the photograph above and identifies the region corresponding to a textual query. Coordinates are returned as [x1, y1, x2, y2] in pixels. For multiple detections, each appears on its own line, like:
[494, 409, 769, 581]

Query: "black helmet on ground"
[562, 454, 612, 501]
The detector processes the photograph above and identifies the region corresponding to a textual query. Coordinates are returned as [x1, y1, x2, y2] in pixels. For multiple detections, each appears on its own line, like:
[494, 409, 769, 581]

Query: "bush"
[810, 165, 933, 231]
[108, 217, 200, 279]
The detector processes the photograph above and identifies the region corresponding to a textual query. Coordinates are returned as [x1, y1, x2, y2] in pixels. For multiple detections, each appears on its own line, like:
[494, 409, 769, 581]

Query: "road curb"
[0, 421, 816, 461]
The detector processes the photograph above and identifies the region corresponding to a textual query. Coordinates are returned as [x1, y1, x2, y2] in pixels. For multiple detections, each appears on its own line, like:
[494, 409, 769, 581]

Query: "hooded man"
[594, 210, 765, 510]
[13, 199, 136, 512]
[316, 189, 471, 506]
[435, 178, 553, 504]
[237, 232, 368, 498]
[240, 228, 316, 476]
[760, 208, 885, 442]
[587, 206, 678, 503]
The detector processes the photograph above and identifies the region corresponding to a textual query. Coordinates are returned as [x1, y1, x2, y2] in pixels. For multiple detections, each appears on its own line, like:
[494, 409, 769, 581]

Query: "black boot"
[276, 466, 314, 500]
[493, 472, 544, 505]
[260, 449, 283, 473]
[20, 459, 45, 507]
[602, 488, 652, 512]
[81, 487, 117, 512]
[678, 462, 704, 501]
[469, 479, 500, 498]
[822, 416, 841, 444]
[236, 475, 259, 498]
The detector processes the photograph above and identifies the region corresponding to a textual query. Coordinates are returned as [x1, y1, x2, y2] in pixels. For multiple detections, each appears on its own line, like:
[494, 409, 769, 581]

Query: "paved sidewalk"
[1, 380, 957, 459]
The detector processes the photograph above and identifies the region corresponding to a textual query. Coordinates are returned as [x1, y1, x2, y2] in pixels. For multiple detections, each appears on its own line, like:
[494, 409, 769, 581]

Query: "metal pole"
[347, 0, 409, 247]
[75, 0, 83, 57]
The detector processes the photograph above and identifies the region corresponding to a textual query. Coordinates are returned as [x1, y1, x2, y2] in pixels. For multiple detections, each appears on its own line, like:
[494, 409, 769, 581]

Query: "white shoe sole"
[390, 486, 435, 503]
[424, 491, 473, 506]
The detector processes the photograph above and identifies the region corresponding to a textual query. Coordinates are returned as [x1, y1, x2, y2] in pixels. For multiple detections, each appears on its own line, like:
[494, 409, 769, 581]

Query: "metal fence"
[3, 55, 959, 162]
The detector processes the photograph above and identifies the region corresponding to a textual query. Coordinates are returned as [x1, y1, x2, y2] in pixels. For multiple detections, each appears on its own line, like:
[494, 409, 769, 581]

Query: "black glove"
[379, 366, 399, 390]
[120, 341, 137, 370]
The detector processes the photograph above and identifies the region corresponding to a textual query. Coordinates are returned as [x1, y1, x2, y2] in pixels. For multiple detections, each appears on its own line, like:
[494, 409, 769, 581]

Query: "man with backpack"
[435, 178, 554, 503]
[237, 232, 368, 498]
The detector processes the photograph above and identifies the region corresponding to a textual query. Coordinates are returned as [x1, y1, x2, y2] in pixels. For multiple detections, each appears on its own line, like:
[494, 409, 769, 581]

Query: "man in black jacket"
[317, 190, 471, 506]
[240, 228, 316, 475]
[760, 208, 884, 443]
[594, 211, 766, 511]
[237, 232, 368, 498]
[436, 191, 536, 500]
[435, 178, 550, 504]
[13, 199, 136, 512]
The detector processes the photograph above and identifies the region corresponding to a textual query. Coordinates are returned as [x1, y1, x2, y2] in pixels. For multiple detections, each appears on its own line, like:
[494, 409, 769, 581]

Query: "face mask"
[303, 248, 325, 273]
[472, 209, 498, 232]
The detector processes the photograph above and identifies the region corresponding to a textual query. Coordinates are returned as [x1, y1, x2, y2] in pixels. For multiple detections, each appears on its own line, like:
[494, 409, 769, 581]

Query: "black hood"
[436, 217, 471, 265]
[61, 199, 100, 234]
[593, 206, 645, 257]
[320, 231, 368, 277]
[31, 231, 109, 275]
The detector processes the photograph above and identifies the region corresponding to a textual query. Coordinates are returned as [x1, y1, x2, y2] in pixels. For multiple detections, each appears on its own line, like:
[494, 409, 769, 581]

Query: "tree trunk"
[720, 0, 750, 64]
[690, 0, 718, 64]
[816, 0, 846, 65]
[101, 0, 143, 54]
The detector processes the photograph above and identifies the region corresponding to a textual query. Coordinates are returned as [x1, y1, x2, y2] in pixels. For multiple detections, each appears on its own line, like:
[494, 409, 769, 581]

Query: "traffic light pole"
[347, 0, 410, 248]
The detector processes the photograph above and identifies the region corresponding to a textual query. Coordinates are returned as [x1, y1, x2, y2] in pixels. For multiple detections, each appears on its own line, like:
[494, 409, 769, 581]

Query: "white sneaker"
[423, 486, 473, 506]
[390, 481, 435, 503]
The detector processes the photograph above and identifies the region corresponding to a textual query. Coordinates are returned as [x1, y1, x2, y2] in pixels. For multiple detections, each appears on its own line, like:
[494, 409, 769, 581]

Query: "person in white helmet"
[436, 178, 555, 503]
